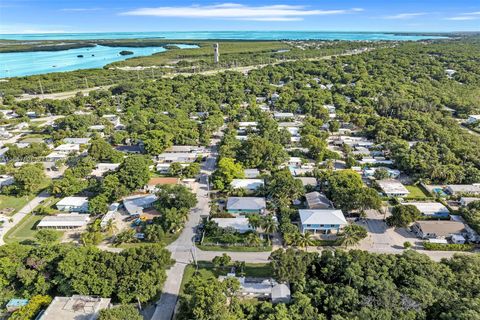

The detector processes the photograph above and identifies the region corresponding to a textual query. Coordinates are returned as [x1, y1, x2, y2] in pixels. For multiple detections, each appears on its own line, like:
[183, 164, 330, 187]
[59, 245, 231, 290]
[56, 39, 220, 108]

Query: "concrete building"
[123, 194, 158, 216]
[305, 192, 332, 209]
[37, 214, 90, 230]
[446, 184, 480, 196]
[39, 295, 111, 320]
[230, 179, 264, 192]
[56, 197, 89, 213]
[377, 180, 410, 197]
[299, 209, 347, 234]
[412, 221, 466, 239]
[211, 217, 254, 233]
[405, 202, 450, 218]
[226, 197, 266, 215]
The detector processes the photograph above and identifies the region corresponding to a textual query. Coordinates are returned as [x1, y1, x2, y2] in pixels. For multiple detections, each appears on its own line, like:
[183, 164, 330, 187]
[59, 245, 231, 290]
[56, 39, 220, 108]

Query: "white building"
[123, 194, 157, 216]
[56, 197, 89, 213]
[299, 209, 347, 234]
[404, 202, 450, 217]
[231, 179, 264, 191]
[0, 175, 14, 188]
[37, 214, 90, 230]
[377, 180, 410, 197]
[467, 115, 480, 124]
[211, 217, 253, 233]
[446, 184, 480, 195]
[63, 138, 91, 145]
[460, 197, 480, 207]
[157, 152, 199, 163]
[54, 144, 80, 153]
[39, 295, 111, 320]
[91, 163, 120, 177]
[273, 112, 294, 120]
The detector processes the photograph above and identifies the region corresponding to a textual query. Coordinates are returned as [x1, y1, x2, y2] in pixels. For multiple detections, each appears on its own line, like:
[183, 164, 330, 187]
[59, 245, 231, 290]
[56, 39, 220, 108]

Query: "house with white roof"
[37, 214, 90, 230]
[211, 217, 254, 233]
[0, 175, 14, 188]
[404, 202, 450, 218]
[123, 194, 157, 216]
[244, 169, 260, 178]
[45, 151, 68, 162]
[91, 163, 120, 177]
[231, 179, 264, 192]
[219, 275, 290, 304]
[299, 209, 347, 234]
[56, 197, 89, 213]
[273, 112, 294, 120]
[467, 115, 480, 124]
[377, 180, 409, 197]
[157, 152, 199, 163]
[446, 184, 480, 196]
[460, 197, 480, 207]
[63, 138, 91, 145]
[54, 143, 80, 153]
[226, 197, 266, 215]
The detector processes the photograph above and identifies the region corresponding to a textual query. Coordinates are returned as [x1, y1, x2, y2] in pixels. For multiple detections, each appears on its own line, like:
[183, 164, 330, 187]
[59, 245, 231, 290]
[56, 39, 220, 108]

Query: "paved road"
[151, 146, 217, 320]
[0, 191, 50, 245]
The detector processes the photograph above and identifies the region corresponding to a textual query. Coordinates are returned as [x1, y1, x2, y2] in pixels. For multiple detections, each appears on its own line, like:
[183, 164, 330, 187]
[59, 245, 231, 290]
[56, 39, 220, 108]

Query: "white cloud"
[446, 16, 477, 21]
[384, 13, 426, 20]
[120, 3, 363, 21]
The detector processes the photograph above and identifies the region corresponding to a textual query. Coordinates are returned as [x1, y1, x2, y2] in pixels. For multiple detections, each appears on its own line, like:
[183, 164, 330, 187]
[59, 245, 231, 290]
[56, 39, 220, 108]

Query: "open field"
[0, 195, 33, 216]
[405, 185, 429, 198]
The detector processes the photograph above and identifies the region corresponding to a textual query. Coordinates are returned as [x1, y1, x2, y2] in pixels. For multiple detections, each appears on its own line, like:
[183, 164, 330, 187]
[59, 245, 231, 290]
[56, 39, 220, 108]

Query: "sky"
[0, 0, 479, 34]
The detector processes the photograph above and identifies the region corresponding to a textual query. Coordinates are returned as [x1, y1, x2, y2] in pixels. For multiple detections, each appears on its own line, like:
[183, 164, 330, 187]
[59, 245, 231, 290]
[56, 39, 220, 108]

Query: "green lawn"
[197, 244, 272, 252]
[4, 214, 46, 243]
[0, 195, 31, 216]
[405, 185, 429, 198]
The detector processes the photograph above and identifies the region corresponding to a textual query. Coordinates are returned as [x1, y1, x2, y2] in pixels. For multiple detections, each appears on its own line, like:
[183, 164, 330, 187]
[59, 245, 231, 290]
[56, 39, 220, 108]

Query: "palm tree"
[247, 213, 262, 231]
[296, 232, 315, 251]
[339, 224, 368, 248]
[104, 219, 118, 237]
[261, 215, 278, 244]
[245, 232, 262, 247]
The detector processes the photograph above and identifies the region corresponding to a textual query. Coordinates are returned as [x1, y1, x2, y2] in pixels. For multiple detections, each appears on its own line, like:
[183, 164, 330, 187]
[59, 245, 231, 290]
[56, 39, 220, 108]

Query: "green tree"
[88, 138, 123, 163]
[14, 164, 46, 195]
[89, 194, 109, 215]
[34, 229, 61, 244]
[144, 224, 165, 242]
[212, 157, 244, 190]
[339, 224, 368, 247]
[98, 305, 142, 320]
[142, 130, 174, 155]
[117, 156, 150, 191]
[212, 253, 232, 269]
[386, 205, 421, 228]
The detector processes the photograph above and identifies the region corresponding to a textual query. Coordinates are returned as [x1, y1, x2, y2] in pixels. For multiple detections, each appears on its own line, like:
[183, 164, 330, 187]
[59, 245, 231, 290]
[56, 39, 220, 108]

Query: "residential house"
[88, 125, 105, 132]
[299, 209, 347, 234]
[157, 152, 198, 163]
[467, 115, 480, 124]
[405, 202, 450, 218]
[63, 138, 91, 145]
[273, 112, 294, 120]
[37, 214, 90, 230]
[377, 180, 410, 197]
[164, 145, 205, 153]
[91, 163, 120, 177]
[56, 197, 89, 213]
[45, 151, 68, 162]
[363, 167, 400, 179]
[0, 175, 14, 188]
[123, 194, 158, 216]
[446, 184, 480, 196]
[460, 197, 480, 207]
[144, 177, 180, 193]
[115, 145, 143, 154]
[305, 192, 332, 209]
[226, 197, 266, 215]
[412, 220, 466, 239]
[219, 275, 290, 304]
[100, 203, 119, 228]
[244, 169, 260, 178]
[39, 295, 111, 320]
[211, 217, 254, 233]
[230, 179, 264, 192]
[54, 143, 80, 153]
[0, 147, 9, 162]
[296, 177, 317, 188]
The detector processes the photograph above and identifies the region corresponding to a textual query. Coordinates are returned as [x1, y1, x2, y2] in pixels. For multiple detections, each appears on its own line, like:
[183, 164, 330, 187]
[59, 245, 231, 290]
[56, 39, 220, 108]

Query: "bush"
[423, 242, 474, 251]
[9, 295, 52, 320]
[403, 241, 412, 249]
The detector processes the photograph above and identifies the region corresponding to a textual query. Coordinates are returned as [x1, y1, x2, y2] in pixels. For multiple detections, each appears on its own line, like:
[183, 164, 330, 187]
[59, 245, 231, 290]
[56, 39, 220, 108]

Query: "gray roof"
[299, 209, 347, 226]
[305, 191, 331, 208]
[271, 283, 291, 300]
[123, 194, 157, 216]
[227, 197, 266, 210]
[38, 215, 90, 228]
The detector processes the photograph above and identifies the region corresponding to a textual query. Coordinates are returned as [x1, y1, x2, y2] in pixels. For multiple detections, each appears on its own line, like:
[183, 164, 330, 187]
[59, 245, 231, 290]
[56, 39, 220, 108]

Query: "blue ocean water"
[0, 44, 198, 78]
[0, 31, 447, 41]
[0, 31, 447, 78]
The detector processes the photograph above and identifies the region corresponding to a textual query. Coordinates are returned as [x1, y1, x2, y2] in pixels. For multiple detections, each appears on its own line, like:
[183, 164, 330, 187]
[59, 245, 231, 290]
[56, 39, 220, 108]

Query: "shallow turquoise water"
[0, 44, 198, 78]
[0, 31, 447, 41]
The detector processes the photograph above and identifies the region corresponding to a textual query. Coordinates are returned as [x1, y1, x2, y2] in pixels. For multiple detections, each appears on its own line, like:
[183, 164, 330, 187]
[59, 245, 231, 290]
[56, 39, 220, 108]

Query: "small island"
[119, 50, 134, 56]
[77, 54, 84, 58]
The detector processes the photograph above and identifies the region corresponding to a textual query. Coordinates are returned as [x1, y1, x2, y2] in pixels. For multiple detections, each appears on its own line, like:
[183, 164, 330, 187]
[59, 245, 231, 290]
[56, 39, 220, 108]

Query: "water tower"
[213, 43, 219, 64]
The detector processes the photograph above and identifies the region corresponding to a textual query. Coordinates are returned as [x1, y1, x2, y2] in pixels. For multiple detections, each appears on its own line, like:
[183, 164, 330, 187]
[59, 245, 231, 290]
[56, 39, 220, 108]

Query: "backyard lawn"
[4, 214, 46, 243]
[405, 185, 429, 198]
[0, 195, 31, 216]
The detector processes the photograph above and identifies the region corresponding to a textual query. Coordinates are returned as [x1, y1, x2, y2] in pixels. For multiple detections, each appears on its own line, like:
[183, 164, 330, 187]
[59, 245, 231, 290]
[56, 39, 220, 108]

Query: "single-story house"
[39, 295, 111, 320]
[115, 145, 143, 154]
[296, 177, 317, 188]
[0, 175, 14, 188]
[377, 180, 410, 197]
[157, 152, 198, 163]
[123, 194, 158, 216]
[299, 209, 347, 234]
[273, 112, 294, 119]
[164, 145, 205, 153]
[219, 275, 290, 304]
[144, 177, 180, 193]
[6, 299, 29, 312]
[63, 137, 91, 145]
[405, 202, 450, 218]
[446, 184, 480, 196]
[467, 115, 480, 124]
[363, 167, 400, 179]
[45, 151, 68, 162]
[460, 197, 480, 207]
[0, 147, 8, 162]
[54, 144, 80, 153]
[88, 125, 105, 131]
[100, 203, 119, 228]
[56, 197, 89, 213]
[231, 179, 264, 191]
[37, 214, 90, 230]
[226, 197, 266, 215]
[211, 217, 254, 233]
[91, 163, 120, 177]
[244, 168, 260, 178]
[412, 220, 466, 239]
[305, 192, 332, 209]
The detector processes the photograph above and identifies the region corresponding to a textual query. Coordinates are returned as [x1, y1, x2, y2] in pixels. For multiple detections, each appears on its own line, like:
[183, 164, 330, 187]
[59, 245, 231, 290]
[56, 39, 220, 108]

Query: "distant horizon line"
[1, 30, 479, 35]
